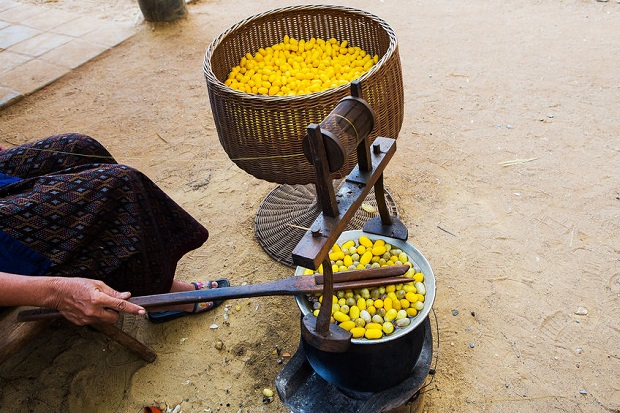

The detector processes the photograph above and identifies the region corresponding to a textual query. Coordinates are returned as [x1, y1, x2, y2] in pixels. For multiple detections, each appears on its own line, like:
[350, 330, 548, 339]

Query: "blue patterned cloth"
[0, 173, 46, 275]
[0, 134, 209, 294]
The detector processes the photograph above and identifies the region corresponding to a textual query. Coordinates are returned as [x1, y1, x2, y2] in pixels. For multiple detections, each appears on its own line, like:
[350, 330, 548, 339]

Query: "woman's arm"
[0, 272, 146, 325]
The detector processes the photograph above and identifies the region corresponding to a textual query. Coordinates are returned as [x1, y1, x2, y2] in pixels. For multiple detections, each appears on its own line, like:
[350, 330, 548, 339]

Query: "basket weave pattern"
[204, 5, 404, 185]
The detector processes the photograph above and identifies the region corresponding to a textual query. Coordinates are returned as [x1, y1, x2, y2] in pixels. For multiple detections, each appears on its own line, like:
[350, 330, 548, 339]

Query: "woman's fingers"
[54, 278, 146, 325]
[96, 283, 146, 316]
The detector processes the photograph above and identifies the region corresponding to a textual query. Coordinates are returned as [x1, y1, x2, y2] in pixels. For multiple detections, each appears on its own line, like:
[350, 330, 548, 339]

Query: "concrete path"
[0, 0, 138, 110]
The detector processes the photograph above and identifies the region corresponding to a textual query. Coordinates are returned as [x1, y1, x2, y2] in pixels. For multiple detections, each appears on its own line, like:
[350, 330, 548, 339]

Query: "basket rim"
[203, 4, 399, 102]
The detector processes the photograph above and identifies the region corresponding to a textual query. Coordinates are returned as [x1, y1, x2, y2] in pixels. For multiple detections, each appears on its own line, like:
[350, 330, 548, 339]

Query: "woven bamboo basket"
[203, 5, 404, 185]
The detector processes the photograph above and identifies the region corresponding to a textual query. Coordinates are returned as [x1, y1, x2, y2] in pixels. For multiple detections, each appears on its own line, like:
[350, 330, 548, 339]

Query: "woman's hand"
[49, 277, 146, 325]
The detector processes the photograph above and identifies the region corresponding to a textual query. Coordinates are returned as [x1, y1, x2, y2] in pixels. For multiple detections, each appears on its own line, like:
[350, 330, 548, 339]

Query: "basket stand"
[254, 183, 400, 268]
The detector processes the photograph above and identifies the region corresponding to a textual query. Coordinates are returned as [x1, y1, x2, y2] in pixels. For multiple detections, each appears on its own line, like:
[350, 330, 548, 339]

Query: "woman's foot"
[147, 278, 230, 323]
[169, 280, 220, 313]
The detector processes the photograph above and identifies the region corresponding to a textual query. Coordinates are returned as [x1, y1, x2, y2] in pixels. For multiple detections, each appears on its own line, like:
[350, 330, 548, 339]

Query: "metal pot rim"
[294, 230, 436, 345]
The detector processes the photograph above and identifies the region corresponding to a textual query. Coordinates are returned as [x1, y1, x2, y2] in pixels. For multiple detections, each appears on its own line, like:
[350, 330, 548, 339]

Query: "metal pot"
[294, 230, 436, 393]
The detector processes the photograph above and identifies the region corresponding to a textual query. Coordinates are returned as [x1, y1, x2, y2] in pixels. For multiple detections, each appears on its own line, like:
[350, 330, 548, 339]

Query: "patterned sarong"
[0, 133, 209, 295]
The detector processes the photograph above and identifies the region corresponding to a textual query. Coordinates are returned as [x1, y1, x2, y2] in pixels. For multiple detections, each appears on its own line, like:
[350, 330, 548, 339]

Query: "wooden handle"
[314, 264, 408, 284]
[128, 266, 408, 308]
[16, 266, 412, 321]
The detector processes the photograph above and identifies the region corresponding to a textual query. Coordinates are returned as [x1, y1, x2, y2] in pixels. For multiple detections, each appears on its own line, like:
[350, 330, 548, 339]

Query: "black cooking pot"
[300, 315, 427, 393]
[294, 230, 436, 393]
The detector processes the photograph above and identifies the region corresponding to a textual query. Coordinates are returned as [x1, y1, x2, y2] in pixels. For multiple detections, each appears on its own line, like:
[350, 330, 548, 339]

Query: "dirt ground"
[1, 0, 619, 412]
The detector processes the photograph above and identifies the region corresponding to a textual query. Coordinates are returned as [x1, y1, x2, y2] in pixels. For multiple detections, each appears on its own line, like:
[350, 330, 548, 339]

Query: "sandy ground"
[1, 0, 619, 412]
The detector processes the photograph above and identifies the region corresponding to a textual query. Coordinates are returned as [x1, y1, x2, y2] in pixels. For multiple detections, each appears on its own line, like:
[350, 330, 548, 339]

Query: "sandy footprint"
[538, 310, 574, 346]
[608, 272, 620, 294]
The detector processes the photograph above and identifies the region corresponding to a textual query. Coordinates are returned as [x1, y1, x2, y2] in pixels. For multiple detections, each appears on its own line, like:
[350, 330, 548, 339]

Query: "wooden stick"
[17, 266, 410, 321]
